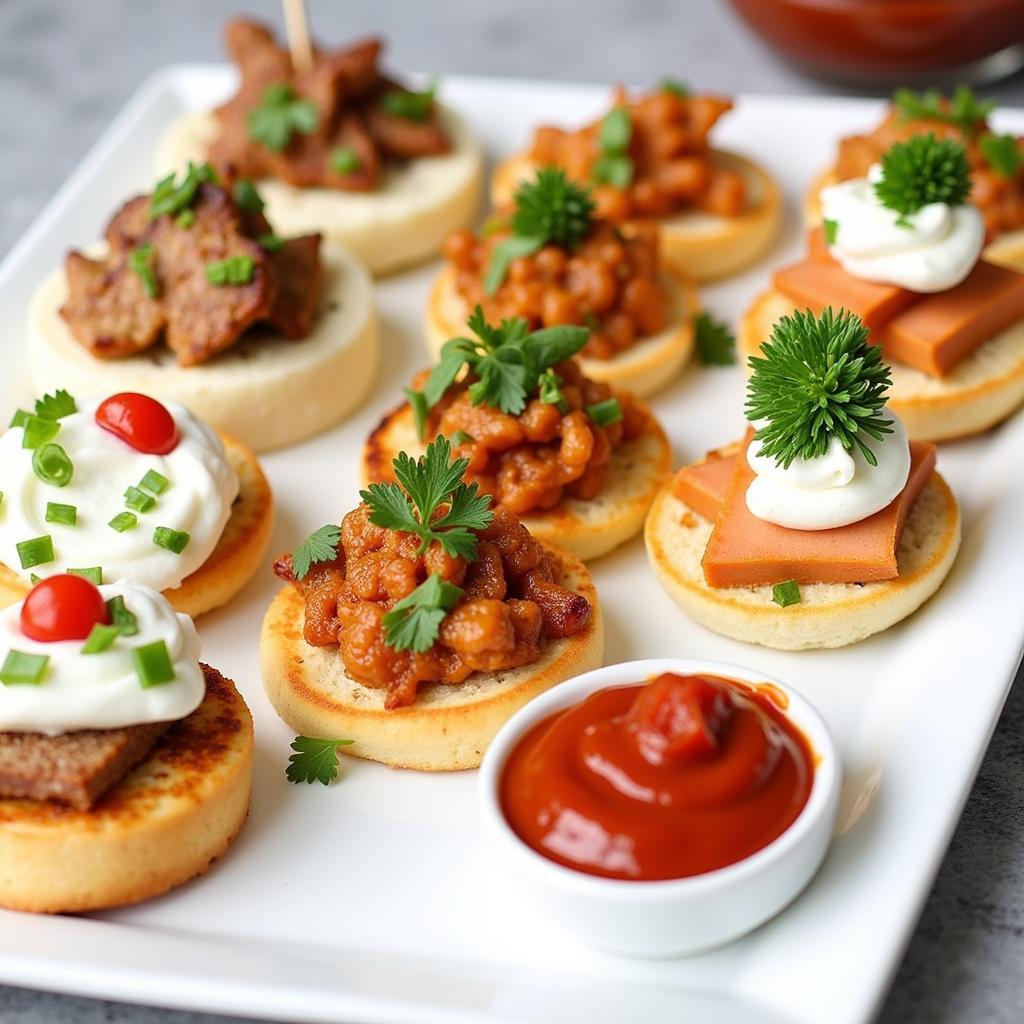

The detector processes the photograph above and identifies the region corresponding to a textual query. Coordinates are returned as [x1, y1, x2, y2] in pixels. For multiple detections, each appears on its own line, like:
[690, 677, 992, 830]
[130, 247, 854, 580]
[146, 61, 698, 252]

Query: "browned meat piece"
[103, 195, 153, 253]
[305, 38, 383, 121]
[266, 233, 323, 338]
[367, 103, 449, 160]
[0, 720, 168, 810]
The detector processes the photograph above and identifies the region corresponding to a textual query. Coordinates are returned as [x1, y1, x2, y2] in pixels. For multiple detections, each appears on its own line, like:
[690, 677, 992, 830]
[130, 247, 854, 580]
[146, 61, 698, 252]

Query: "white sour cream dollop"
[746, 412, 911, 530]
[820, 164, 984, 293]
[0, 580, 204, 734]
[0, 397, 238, 590]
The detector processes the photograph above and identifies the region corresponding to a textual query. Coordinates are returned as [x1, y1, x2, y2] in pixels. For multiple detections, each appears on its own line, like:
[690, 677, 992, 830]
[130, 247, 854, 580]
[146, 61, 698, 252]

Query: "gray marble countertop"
[2, 1, 1023, 1022]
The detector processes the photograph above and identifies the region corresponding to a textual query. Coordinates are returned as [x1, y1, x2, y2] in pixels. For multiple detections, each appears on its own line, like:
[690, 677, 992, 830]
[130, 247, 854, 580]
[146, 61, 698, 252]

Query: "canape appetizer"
[805, 87, 1024, 270]
[29, 165, 378, 451]
[489, 84, 781, 281]
[0, 389, 272, 618]
[0, 576, 253, 913]
[743, 135, 1024, 441]
[261, 437, 603, 770]
[371, 311, 670, 561]
[427, 168, 699, 398]
[156, 18, 483, 275]
[646, 309, 960, 650]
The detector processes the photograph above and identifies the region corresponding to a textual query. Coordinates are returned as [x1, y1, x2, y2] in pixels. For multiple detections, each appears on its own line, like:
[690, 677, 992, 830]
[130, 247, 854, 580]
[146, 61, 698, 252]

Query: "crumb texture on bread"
[260, 545, 604, 770]
[0, 664, 253, 913]
[156, 106, 483, 275]
[645, 474, 960, 650]
[0, 432, 273, 619]
[29, 241, 379, 451]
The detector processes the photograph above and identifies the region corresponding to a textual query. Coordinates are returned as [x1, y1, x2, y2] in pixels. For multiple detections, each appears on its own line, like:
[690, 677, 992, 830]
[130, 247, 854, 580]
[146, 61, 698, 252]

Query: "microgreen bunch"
[873, 133, 971, 225]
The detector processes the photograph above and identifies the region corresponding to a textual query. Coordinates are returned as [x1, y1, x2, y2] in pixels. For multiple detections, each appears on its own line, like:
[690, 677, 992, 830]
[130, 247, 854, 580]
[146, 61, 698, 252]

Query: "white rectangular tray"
[1, 68, 1022, 1024]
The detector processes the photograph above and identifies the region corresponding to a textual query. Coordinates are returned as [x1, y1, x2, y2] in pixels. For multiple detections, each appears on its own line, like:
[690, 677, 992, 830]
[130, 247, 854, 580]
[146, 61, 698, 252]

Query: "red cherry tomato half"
[95, 393, 179, 455]
[21, 575, 110, 643]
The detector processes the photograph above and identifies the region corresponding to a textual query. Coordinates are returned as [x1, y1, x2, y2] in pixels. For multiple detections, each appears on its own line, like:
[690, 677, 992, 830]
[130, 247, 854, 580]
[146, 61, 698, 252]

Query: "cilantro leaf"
[979, 133, 1023, 179]
[522, 324, 590, 375]
[893, 86, 994, 136]
[292, 524, 341, 580]
[594, 107, 634, 188]
[484, 234, 543, 296]
[694, 312, 736, 366]
[149, 161, 218, 219]
[286, 736, 354, 785]
[381, 79, 438, 122]
[34, 389, 77, 421]
[468, 349, 529, 415]
[248, 83, 320, 152]
[382, 574, 464, 653]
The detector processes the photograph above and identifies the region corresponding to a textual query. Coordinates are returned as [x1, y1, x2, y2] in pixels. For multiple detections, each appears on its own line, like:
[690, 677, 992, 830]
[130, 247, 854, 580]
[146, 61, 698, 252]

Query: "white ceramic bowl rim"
[479, 656, 839, 902]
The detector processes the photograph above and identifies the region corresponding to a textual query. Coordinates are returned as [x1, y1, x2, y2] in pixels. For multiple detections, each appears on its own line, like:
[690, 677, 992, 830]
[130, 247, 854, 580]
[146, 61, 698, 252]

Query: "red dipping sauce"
[500, 672, 815, 881]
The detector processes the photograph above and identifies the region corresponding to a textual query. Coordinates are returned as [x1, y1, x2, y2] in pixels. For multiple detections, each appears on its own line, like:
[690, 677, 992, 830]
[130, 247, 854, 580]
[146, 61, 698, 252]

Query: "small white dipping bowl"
[478, 657, 840, 958]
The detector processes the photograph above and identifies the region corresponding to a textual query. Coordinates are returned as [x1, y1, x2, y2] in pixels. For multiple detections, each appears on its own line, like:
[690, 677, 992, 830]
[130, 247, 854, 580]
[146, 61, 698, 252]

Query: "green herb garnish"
[694, 311, 736, 366]
[232, 178, 265, 214]
[45, 502, 77, 526]
[823, 218, 839, 245]
[32, 443, 73, 487]
[129, 243, 159, 299]
[292, 524, 341, 581]
[34, 390, 76, 421]
[448, 430, 474, 446]
[257, 233, 284, 252]
[892, 86, 994, 136]
[485, 168, 596, 295]
[330, 146, 361, 174]
[150, 161, 218, 219]
[381, 79, 437, 122]
[586, 398, 622, 427]
[772, 580, 802, 607]
[745, 307, 894, 468]
[153, 527, 190, 554]
[873, 133, 971, 226]
[382, 573, 464, 653]
[176, 209, 195, 229]
[124, 486, 156, 513]
[659, 78, 690, 98]
[21, 416, 59, 450]
[82, 623, 121, 655]
[106, 594, 138, 636]
[0, 651, 48, 686]
[108, 511, 138, 533]
[139, 469, 169, 495]
[68, 567, 102, 585]
[360, 436, 493, 561]
[286, 736, 355, 785]
[206, 255, 255, 286]
[247, 83, 319, 151]
[593, 106, 634, 189]
[16, 535, 54, 570]
[132, 640, 175, 687]
[979, 133, 1023, 179]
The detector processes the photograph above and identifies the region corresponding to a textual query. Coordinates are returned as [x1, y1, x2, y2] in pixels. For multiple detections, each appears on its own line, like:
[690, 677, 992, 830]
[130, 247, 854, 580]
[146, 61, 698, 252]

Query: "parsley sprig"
[485, 168, 596, 295]
[694, 312, 736, 366]
[893, 86, 994, 136]
[979, 133, 1023, 179]
[286, 736, 354, 785]
[292, 524, 341, 581]
[360, 436, 493, 561]
[873, 133, 971, 226]
[383, 573, 464, 653]
[248, 83, 319, 151]
[745, 307, 894, 468]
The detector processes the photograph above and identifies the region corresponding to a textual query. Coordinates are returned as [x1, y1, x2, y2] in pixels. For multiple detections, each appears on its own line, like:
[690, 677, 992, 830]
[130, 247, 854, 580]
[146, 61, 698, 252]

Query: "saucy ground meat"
[409, 359, 649, 515]
[835, 110, 1024, 239]
[526, 87, 745, 223]
[444, 219, 669, 360]
[275, 506, 591, 708]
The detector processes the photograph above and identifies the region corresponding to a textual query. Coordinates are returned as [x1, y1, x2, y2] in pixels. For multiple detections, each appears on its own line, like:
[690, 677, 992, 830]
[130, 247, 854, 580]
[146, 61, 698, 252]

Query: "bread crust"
[424, 263, 698, 399]
[644, 472, 960, 651]
[259, 543, 604, 770]
[0, 432, 273, 619]
[491, 148, 782, 282]
[0, 663, 253, 914]
[741, 289, 1024, 442]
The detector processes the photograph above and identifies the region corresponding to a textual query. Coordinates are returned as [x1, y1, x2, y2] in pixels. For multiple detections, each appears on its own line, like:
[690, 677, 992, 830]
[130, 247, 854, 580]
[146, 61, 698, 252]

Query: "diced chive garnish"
[257, 233, 284, 251]
[21, 415, 59, 450]
[45, 502, 77, 526]
[132, 640, 176, 687]
[16, 535, 54, 570]
[153, 526, 190, 554]
[68, 566, 102, 585]
[82, 623, 121, 655]
[124, 486, 156, 513]
[330, 146, 361, 174]
[206, 255, 255, 286]
[9, 409, 29, 428]
[106, 595, 138, 636]
[129, 243, 159, 299]
[0, 650, 49, 686]
[175, 209, 195, 229]
[823, 218, 839, 245]
[32, 442, 74, 487]
[139, 469, 169, 495]
[586, 398, 623, 427]
[232, 178, 265, 213]
[772, 579, 802, 607]
[109, 511, 138, 533]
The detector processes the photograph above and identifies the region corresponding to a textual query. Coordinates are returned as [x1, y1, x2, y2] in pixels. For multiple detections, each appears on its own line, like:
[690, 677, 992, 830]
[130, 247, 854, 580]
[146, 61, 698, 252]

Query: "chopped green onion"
[232, 178, 265, 214]
[109, 511, 138, 533]
[29, 573, 41, 585]
[124, 486, 156, 513]
[16, 535, 54, 570]
[21, 415, 59, 450]
[9, 409, 29, 428]
[129, 243, 159, 299]
[0, 650, 48, 686]
[45, 502, 77, 526]
[823, 218, 839, 245]
[82, 623, 121, 655]
[206, 255, 255, 286]
[139, 469, 169, 495]
[106, 595, 138, 636]
[32, 443, 74, 487]
[330, 146, 361, 174]
[257, 233, 284, 251]
[772, 580, 802, 607]
[132, 640, 176, 687]
[68, 566, 103, 585]
[586, 398, 623, 427]
[149, 161, 217, 219]
[153, 526, 190, 554]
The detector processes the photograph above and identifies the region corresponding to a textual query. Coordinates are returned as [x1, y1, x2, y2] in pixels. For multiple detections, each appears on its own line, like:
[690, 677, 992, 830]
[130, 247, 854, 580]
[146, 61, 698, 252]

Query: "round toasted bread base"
[804, 166, 1024, 272]
[741, 289, 1024, 441]
[424, 264, 698, 399]
[644, 472, 960, 651]
[28, 241, 379, 452]
[260, 545, 604, 770]
[0, 664, 253, 914]
[0, 432, 273, 619]
[156, 106, 483, 276]
[490, 149, 782, 282]
[363, 401, 671, 562]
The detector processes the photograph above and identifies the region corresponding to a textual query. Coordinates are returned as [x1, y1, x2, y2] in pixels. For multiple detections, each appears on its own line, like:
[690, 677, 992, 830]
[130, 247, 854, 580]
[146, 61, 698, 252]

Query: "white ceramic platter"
[0, 68, 1022, 1024]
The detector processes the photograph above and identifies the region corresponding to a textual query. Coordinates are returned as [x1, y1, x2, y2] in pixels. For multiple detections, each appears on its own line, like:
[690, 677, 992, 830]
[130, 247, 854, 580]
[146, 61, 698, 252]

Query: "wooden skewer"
[282, 0, 314, 74]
